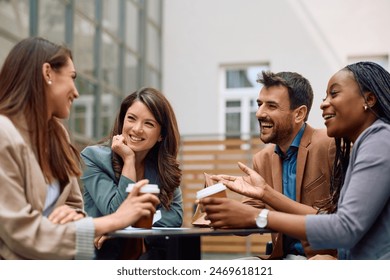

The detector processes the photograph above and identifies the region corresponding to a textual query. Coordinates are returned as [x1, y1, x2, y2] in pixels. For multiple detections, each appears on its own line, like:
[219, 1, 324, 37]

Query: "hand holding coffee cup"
[126, 183, 160, 228]
[196, 183, 227, 214]
[196, 183, 227, 200]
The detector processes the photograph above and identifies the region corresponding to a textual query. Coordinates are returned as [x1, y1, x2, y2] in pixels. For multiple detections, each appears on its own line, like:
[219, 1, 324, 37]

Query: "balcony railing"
[179, 134, 271, 255]
[73, 133, 272, 256]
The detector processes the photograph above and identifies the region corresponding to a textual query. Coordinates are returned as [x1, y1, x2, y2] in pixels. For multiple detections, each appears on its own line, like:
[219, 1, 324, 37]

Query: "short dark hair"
[257, 71, 313, 121]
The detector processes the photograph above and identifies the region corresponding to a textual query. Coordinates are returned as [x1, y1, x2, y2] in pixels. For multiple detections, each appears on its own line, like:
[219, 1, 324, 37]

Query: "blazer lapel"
[295, 125, 313, 202]
[15, 118, 47, 211]
[271, 153, 283, 193]
[54, 181, 71, 207]
[296, 148, 308, 202]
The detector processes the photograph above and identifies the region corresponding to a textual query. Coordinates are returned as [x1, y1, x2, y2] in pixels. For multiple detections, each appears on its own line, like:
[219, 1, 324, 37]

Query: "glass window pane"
[147, 25, 160, 69]
[226, 69, 252, 88]
[102, 33, 119, 86]
[147, 0, 161, 23]
[39, 0, 65, 43]
[125, 52, 138, 93]
[222, 65, 268, 136]
[226, 112, 241, 136]
[102, 0, 119, 35]
[226, 65, 269, 89]
[101, 94, 114, 136]
[74, 15, 95, 77]
[75, 0, 95, 20]
[226, 100, 241, 135]
[0, 37, 15, 63]
[71, 78, 96, 137]
[250, 112, 259, 136]
[73, 104, 87, 135]
[75, 77, 96, 97]
[348, 55, 389, 70]
[246, 66, 267, 87]
[226, 101, 241, 108]
[0, 0, 29, 39]
[126, 1, 138, 51]
[145, 68, 159, 88]
[250, 99, 259, 135]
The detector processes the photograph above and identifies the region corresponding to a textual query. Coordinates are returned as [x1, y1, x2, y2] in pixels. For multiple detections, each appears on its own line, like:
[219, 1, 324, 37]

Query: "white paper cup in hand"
[127, 183, 160, 228]
[126, 184, 160, 194]
[196, 183, 227, 200]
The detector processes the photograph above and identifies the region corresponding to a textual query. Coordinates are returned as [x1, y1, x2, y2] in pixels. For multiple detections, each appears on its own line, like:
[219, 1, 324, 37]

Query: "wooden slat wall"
[179, 136, 272, 255]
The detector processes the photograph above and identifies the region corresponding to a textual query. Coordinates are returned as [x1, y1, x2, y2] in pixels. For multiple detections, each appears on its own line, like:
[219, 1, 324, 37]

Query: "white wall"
[162, 0, 390, 136]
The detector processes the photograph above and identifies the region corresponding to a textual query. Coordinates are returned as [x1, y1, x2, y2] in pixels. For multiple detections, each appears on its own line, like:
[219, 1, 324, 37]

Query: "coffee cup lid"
[126, 183, 160, 194]
[196, 183, 227, 200]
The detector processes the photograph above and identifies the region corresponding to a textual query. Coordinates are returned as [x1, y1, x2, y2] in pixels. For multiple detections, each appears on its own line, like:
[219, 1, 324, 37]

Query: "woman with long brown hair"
[81, 87, 183, 259]
[0, 37, 159, 260]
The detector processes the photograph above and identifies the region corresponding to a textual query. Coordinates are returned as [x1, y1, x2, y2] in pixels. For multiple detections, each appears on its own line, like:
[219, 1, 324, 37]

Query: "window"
[0, 0, 163, 142]
[0, 0, 29, 40]
[220, 64, 269, 138]
[348, 55, 388, 70]
[39, 0, 65, 43]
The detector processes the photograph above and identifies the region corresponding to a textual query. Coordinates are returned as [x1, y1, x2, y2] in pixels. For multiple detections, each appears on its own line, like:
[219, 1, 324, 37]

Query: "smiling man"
[201, 71, 336, 260]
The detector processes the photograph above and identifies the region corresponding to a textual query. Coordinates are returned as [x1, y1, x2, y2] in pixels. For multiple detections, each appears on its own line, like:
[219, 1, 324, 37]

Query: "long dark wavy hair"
[108, 87, 181, 209]
[0, 37, 81, 187]
[318, 61, 390, 213]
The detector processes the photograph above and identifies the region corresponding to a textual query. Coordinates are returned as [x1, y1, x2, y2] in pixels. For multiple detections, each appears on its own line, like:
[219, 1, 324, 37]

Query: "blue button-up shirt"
[274, 124, 305, 200]
[274, 123, 306, 256]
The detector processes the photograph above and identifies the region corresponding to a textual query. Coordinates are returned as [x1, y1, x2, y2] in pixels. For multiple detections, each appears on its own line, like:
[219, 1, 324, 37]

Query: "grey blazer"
[307, 119, 390, 259]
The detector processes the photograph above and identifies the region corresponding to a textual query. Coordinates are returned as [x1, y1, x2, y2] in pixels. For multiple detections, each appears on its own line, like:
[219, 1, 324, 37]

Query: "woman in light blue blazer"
[81, 87, 183, 259]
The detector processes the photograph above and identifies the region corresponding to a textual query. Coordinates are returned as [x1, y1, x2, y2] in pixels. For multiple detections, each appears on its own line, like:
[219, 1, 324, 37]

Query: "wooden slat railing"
[178, 135, 271, 255]
[73, 133, 272, 256]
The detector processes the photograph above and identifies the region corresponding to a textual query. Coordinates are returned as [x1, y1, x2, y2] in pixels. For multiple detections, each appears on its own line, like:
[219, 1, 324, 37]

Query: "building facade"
[163, 0, 390, 137]
[0, 0, 163, 142]
[1, 0, 390, 141]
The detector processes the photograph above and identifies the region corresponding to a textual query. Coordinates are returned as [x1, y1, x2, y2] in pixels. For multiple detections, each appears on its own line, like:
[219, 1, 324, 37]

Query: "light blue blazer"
[80, 145, 183, 227]
[80, 145, 183, 259]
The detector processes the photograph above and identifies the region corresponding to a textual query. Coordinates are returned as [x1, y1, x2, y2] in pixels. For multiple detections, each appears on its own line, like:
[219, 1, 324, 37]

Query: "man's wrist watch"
[255, 209, 269, 228]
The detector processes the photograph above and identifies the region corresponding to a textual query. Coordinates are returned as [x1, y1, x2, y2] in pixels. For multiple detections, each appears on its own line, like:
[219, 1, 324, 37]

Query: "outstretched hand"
[211, 162, 267, 200]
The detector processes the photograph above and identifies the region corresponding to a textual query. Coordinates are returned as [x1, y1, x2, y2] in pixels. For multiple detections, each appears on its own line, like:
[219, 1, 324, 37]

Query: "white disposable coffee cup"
[127, 183, 160, 228]
[196, 183, 227, 200]
[126, 183, 160, 194]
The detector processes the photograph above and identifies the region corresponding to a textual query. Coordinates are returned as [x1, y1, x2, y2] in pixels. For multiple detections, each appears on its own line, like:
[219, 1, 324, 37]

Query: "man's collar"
[274, 123, 306, 157]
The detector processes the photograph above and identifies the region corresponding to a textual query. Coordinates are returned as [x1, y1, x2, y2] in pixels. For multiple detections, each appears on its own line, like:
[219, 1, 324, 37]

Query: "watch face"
[256, 209, 268, 228]
[256, 216, 267, 228]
